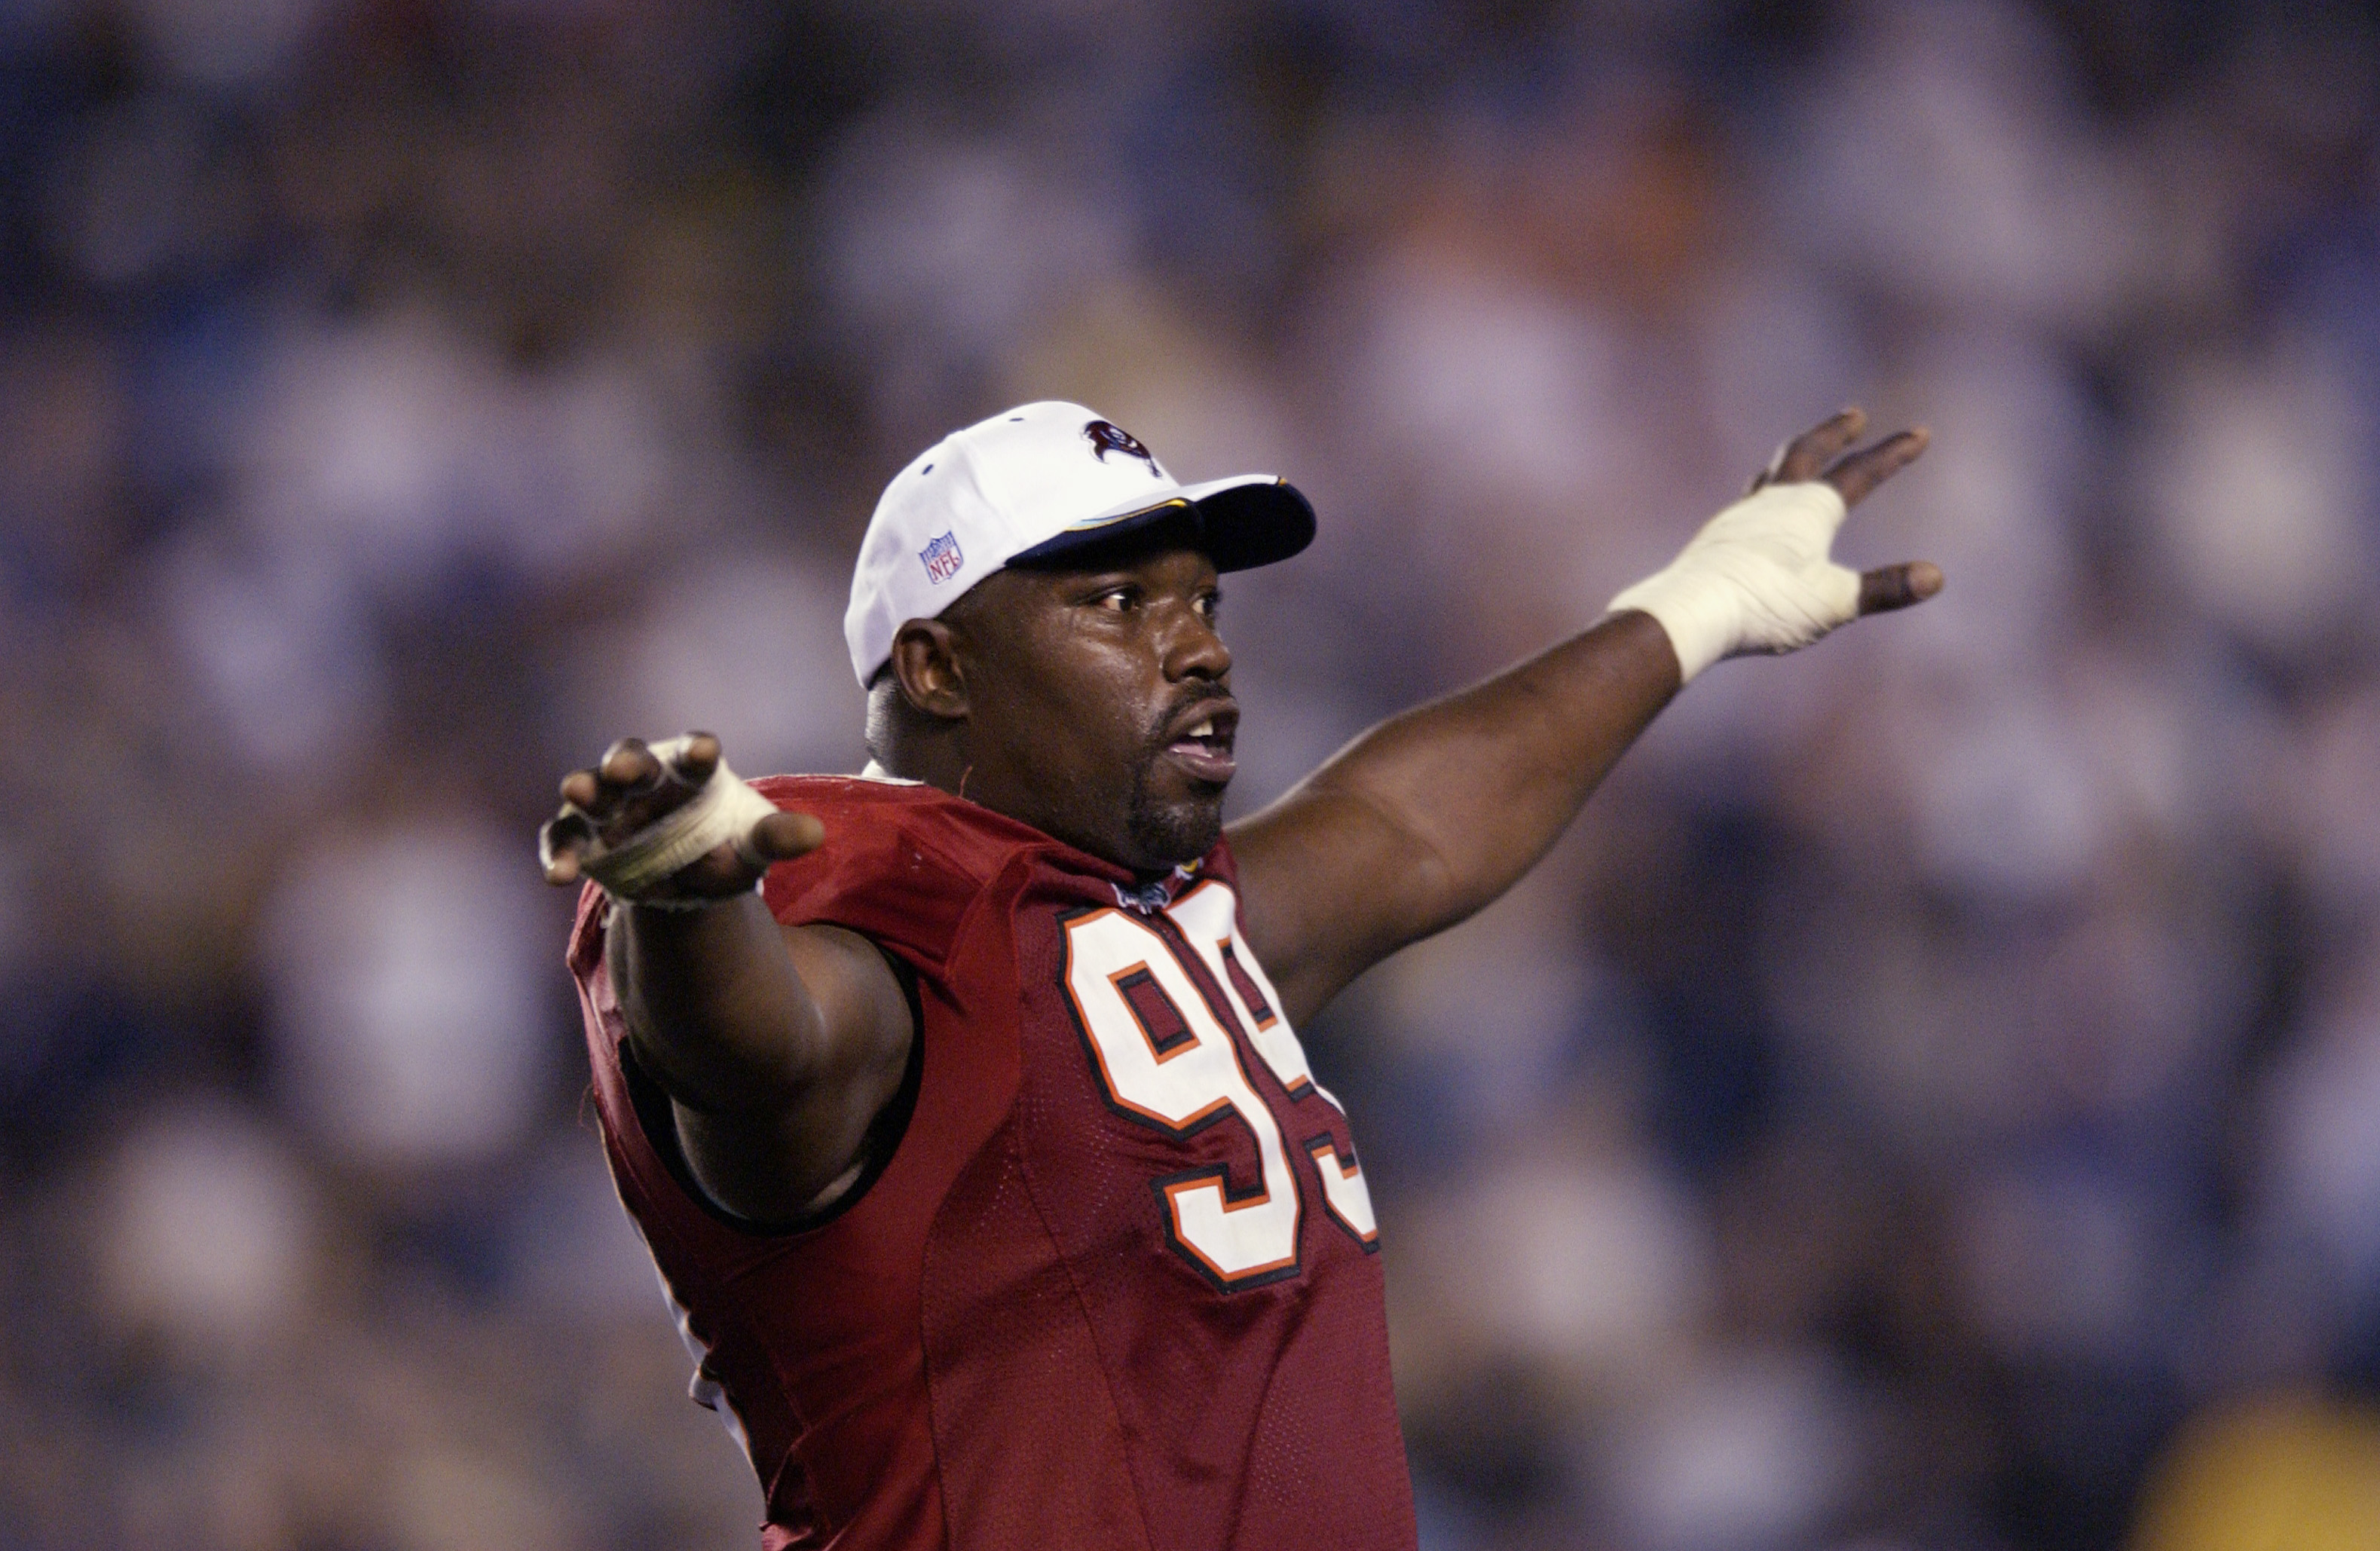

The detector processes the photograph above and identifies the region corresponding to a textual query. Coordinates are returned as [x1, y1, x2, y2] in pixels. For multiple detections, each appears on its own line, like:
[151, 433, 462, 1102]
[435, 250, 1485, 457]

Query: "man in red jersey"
[540, 400, 1935, 1549]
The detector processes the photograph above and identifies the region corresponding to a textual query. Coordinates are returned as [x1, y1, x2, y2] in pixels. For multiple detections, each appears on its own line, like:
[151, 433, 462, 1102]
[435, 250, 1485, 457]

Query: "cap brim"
[1010, 474, 1315, 573]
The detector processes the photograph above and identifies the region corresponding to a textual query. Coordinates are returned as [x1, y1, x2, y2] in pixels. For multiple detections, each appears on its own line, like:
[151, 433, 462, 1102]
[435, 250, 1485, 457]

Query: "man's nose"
[1163, 607, 1231, 681]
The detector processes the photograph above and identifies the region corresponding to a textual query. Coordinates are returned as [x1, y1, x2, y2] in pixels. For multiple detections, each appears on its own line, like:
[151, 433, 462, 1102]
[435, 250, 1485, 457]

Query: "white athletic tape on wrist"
[577, 736, 783, 898]
[1608, 481, 1860, 683]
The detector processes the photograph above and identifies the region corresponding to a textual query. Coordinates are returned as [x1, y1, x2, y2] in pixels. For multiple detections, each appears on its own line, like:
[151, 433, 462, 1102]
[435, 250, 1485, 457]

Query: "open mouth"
[1162, 705, 1238, 785]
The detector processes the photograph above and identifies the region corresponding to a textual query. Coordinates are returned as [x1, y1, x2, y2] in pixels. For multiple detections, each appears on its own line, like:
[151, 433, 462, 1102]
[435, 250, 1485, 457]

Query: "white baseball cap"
[843, 400, 1315, 686]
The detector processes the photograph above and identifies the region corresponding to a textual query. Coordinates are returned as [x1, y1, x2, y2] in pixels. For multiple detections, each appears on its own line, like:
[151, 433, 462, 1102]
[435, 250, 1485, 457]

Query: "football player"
[540, 402, 1933, 1550]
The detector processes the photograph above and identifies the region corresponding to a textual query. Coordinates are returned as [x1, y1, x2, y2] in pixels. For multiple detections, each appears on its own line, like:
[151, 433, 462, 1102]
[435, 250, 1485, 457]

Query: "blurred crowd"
[4, 1, 2379, 1547]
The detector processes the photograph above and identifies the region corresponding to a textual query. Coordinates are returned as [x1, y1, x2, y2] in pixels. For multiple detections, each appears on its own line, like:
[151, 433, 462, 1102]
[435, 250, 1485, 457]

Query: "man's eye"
[1094, 589, 1134, 612]
[1197, 594, 1221, 620]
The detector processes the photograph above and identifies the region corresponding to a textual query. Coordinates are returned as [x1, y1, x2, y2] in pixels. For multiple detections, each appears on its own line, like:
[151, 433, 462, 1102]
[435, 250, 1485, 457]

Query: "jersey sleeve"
[750, 776, 1007, 980]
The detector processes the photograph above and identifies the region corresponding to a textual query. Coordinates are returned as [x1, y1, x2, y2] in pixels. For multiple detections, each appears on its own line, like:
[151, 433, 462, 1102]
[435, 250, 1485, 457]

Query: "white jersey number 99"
[1060, 885, 1376, 1290]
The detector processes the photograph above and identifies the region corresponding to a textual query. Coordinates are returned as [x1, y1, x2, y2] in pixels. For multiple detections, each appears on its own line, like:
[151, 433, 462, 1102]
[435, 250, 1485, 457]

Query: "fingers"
[675, 732, 720, 784]
[1824, 426, 1930, 507]
[561, 733, 724, 818]
[1858, 561, 1944, 616]
[556, 739, 657, 823]
[540, 810, 592, 886]
[540, 732, 815, 892]
[543, 733, 729, 884]
[599, 737, 662, 791]
[750, 809, 825, 861]
[1745, 412, 1931, 508]
[557, 733, 714, 826]
[1752, 407, 1868, 491]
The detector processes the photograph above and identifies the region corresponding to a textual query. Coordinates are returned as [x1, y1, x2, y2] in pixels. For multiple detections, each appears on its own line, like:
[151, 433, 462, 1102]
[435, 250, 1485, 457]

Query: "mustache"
[1144, 690, 1235, 748]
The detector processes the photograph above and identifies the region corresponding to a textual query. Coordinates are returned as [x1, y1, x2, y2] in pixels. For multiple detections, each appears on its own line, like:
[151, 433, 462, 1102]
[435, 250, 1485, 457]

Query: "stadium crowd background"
[5, 1, 2379, 1546]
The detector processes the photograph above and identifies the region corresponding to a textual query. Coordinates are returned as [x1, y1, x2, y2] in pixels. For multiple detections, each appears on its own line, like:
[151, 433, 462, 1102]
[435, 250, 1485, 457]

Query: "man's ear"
[890, 619, 968, 720]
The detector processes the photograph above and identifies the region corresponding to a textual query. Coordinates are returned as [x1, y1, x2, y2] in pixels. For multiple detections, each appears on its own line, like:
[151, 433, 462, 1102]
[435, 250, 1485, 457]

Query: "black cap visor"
[1010, 478, 1316, 574]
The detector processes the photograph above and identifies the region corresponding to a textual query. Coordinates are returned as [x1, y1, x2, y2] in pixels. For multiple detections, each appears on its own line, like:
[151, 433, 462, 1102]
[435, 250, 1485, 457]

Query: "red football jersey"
[568, 775, 1418, 1550]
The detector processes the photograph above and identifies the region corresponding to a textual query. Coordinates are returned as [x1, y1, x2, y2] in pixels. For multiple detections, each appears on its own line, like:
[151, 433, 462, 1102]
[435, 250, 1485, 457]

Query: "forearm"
[1329, 608, 1675, 912]
[1233, 610, 1677, 1012]
[607, 895, 826, 1113]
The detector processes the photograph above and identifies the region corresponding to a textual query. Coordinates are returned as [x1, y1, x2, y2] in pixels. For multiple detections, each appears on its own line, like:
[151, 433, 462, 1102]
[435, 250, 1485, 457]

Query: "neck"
[870, 729, 969, 801]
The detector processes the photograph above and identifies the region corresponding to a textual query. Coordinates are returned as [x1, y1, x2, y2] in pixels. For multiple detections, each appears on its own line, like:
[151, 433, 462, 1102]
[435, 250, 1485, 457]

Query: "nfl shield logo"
[919, 531, 964, 584]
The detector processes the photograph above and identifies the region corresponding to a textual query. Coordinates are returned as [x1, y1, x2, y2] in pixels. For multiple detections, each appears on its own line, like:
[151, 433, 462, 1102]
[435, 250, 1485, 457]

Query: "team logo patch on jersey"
[1112, 876, 1173, 914]
[1084, 419, 1163, 479]
[919, 530, 965, 583]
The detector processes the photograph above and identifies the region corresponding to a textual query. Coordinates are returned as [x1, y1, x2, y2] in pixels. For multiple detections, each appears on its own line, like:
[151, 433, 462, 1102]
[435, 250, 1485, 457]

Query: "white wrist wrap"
[1608, 481, 1860, 683]
[579, 736, 782, 898]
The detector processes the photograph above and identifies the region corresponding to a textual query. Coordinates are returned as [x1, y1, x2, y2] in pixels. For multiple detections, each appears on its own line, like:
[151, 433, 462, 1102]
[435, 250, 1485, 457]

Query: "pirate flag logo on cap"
[1084, 419, 1162, 479]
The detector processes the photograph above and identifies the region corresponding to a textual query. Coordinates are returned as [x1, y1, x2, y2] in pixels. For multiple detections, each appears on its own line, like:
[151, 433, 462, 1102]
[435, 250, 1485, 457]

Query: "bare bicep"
[665, 922, 917, 1224]
[1228, 785, 1450, 1026]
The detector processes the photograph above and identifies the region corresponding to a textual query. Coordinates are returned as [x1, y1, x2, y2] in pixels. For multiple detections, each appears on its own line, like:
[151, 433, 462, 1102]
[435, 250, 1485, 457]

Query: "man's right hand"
[540, 733, 824, 903]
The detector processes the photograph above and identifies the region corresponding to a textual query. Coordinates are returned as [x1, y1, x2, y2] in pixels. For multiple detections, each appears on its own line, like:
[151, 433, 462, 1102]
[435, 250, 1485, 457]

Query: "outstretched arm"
[1228, 410, 1938, 1026]
[541, 736, 914, 1222]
